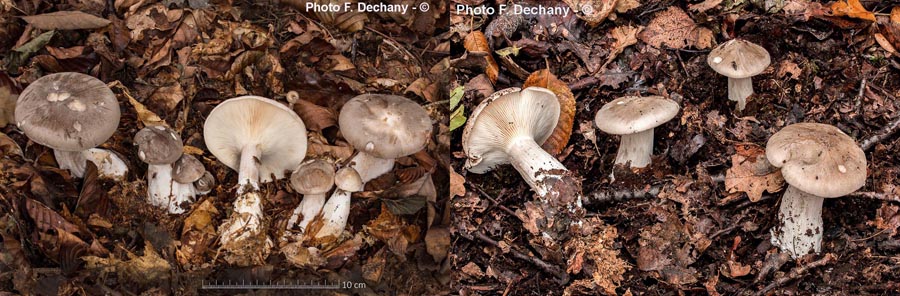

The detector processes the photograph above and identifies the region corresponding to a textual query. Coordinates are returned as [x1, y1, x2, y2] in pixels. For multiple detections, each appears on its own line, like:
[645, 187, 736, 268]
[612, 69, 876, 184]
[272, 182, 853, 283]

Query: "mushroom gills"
[727, 77, 754, 111]
[614, 128, 654, 168]
[506, 136, 568, 197]
[770, 185, 824, 258]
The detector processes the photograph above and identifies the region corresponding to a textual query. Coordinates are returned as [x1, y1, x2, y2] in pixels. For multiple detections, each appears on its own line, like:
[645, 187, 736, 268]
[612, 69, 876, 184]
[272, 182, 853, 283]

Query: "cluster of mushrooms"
[13, 72, 433, 266]
[462, 39, 869, 259]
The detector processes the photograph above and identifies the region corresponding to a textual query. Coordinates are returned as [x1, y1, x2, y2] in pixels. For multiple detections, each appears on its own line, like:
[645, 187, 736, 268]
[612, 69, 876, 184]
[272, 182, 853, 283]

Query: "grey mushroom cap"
[135, 125, 183, 165]
[338, 94, 433, 159]
[707, 39, 771, 79]
[291, 159, 335, 195]
[15, 72, 120, 151]
[594, 96, 680, 135]
[173, 154, 205, 183]
[194, 171, 215, 192]
[334, 167, 363, 192]
[766, 123, 868, 198]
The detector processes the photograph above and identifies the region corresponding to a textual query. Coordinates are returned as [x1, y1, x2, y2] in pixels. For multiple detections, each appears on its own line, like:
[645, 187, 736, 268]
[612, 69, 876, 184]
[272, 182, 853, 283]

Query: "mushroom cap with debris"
[338, 94, 433, 159]
[203, 96, 308, 182]
[173, 154, 205, 183]
[291, 159, 335, 195]
[593, 95, 680, 135]
[135, 125, 183, 165]
[707, 39, 771, 79]
[766, 123, 867, 198]
[462, 87, 559, 173]
[15, 72, 120, 151]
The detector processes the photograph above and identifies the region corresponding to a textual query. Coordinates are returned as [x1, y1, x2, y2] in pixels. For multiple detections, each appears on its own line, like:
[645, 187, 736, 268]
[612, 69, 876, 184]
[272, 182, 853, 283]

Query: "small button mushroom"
[766, 123, 867, 258]
[193, 171, 215, 194]
[334, 167, 362, 192]
[15, 72, 127, 179]
[135, 125, 194, 214]
[707, 39, 771, 111]
[287, 159, 335, 233]
[203, 95, 308, 266]
[173, 154, 205, 184]
[462, 87, 576, 198]
[316, 94, 433, 239]
[593, 95, 680, 172]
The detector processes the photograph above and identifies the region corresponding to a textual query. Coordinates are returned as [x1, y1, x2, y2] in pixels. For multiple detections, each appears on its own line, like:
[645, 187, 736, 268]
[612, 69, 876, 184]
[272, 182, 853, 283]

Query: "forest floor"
[450, 0, 900, 295]
[0, 0, 451, 295]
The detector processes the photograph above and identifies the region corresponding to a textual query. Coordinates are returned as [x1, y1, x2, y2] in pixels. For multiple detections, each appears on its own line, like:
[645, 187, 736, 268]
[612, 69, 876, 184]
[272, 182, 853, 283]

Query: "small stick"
[860, 114, 900, 151]
[847, 191, 900, 203]
[469, 183, 520, 218]
[754, 253, 836, 296]
[467, 231, 569, 283]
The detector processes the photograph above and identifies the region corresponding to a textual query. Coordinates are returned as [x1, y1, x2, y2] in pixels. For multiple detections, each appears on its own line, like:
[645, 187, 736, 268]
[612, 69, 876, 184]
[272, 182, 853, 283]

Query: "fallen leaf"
[783, 0, 829, 22]
[830, 0, 875, 22]
[639, 6, 714, 49]
[869, 203, 900, 236]
[449, 167, 466, 198]
[450, 104, 466, 132]
[74, 162, 109, 218]
[603, 25, 642, 69]
[21, 11, 111, 30]
[7, 30, 55, 71]
[688, 0, 723, 13]
[425, 227, 450, 262]
[307, 142, 353, 160]
[463, 31, 499, 84]
[725, 144, 785, 202]
[0, 132, 22, 157]
[177, 199, 218, 266]
[292, 99, 336, 131]
[83, 243, 171, 284]
[523, 70, 575, 155]
[615, 0, 641, 13]
[776, 60, 802, 79]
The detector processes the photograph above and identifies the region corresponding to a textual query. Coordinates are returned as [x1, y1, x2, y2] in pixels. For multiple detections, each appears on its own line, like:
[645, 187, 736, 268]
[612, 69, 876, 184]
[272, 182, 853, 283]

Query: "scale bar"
[201, 284, 341, 290]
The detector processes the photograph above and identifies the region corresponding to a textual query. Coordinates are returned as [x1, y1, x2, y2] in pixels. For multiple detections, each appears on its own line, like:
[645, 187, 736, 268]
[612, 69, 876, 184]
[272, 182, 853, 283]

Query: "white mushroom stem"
[728, 77, 754, 111]
[506, 136, 568, 197]
[237, 143, 261, 194]
[146, 164, 196, 214]
[316, 152, 394, 239]
[286, 193, 326, 232]
[55, 148, 128, 179]
[770, 185, 824, 259]
[614, 129, 654, 168]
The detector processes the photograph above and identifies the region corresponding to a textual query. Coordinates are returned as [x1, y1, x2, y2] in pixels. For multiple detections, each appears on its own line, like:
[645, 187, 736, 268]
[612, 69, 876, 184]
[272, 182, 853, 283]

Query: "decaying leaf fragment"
[830, 0, 875, 22]
[563, 0, 617, 27]
[464, 31, 499, 84]
[639, 6, 713, 49]
[0, 86, 15, 127]
[83, 243, 172, 285]
[725, 144, 785, 202]
[603, 25, 642, 69]
[21, 11, 111, 30]
[522, 70, 575, 156]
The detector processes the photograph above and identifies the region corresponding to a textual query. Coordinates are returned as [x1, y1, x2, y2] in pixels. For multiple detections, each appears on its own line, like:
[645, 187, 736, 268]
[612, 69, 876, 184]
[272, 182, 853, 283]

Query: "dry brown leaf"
[0, 132, 22, 157]
[464, 31, 499, 84]
[21, 11, 111, 30]
[449, 167, 466, 198]
[892, 6, 900, 24]
[177, 199, 218, 266]
[783, 0, 828, 22]
[874, 33, 897, 54]
[725, 144, 785, 202]
[149, 83, 184, 111]
[425, 227, 450, 262]
[776, 60, 802, 79]
[563, 0, 617, 26]
[688, 0, 722, 13]
[26, 198, 82, 234]
[639, 6, 714, 49]
[0, 86, 15, 127]
[306, 142, 353, 160]
[603, 25, 642, 69]
[615, 0, 640, 13]
[292, 99, 336, 131]
[869, 203, 900, 236]
[522, 70, 575, 156]
[830, 0, 875, 22]
[83, 244, 171, 284]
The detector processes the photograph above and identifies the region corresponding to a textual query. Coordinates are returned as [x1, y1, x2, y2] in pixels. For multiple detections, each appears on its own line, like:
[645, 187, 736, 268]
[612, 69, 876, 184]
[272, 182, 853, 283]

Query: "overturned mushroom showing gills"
[316, 94, 432, 239]
[594, 95, 680, 169]
[15, 72, 127, 179]
[204, 95, 308, 265]
[463, 87, 577, 198]
[707, 39, 771, 111]
[287, 159, 335, 233]
[135, 125, 195, 214]
[766, 123, 867, 258]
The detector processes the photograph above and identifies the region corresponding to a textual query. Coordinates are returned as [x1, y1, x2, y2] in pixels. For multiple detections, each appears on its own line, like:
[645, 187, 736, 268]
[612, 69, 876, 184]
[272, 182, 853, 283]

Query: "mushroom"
[707, 39, 771, 111]
[135, 125, 196, 213]
[286, 159, 335, 233]
[765, 123, 867, 258]
[15, 72, 127, 179]
[463, 87, 575, 197]
[173, 154, 205, 184]
[593, 95, 680, 169]
[334, 166, 362, 192]
[193, 171, 216, 195]
[315, 94, 432, 239]
[204, 95, 308, 265]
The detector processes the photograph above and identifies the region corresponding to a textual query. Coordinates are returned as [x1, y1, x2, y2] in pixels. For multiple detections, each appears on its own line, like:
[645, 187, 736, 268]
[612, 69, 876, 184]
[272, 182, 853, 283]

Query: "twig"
[847, 191, 900, 203]
[754, 253, 836, 296]
[568, 76, 599, 92]
[860, 114, 900, 151]
[468, 231, 569, 284]
[470, 183, 519, 218]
